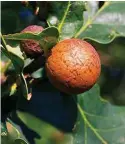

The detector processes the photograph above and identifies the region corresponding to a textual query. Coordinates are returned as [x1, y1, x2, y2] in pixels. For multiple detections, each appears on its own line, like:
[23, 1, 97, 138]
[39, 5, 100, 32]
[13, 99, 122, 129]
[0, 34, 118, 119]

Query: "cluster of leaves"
[1, 1, 125, 144]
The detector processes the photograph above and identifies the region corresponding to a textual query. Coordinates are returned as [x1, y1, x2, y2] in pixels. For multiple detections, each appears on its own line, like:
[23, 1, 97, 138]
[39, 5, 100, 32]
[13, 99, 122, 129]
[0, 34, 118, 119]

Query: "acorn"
[20, 25, 44, 58]
[46, 39, 101, 94]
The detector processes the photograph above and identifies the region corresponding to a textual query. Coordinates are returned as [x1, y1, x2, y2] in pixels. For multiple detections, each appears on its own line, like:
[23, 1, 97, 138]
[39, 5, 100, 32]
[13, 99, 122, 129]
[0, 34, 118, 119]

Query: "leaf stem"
[77, 104, 107, 144]
[84, 122, 87, 144]
[20, 73, 28, 99]
[74, 1, 110, 38]
[58, 1, 71, 33]
[1, 33, 14, 68]
[47, 20, 51, 27]
[1, 33, 9, 51]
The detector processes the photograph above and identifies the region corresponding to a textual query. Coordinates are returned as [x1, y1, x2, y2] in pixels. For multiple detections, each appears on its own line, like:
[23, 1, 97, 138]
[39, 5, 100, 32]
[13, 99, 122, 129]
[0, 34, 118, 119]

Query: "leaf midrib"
[74, 1, 111, 38]
[77, 104, 107, 144]
[58, 1, 71, 33]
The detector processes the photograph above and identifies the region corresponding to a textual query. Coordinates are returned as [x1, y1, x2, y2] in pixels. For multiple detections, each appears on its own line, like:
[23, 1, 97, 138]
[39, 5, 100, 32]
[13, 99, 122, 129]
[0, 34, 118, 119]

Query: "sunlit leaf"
[3, 26, 59, 41]
[1, 44, 24, 74]
[73, 84, 125, 144]
[16, 111, 72, 144]
[74, 1, 125, 43]
[31, 67, 45, 79]
[6, 119, 20, 141]
[48, 1, 86, 40]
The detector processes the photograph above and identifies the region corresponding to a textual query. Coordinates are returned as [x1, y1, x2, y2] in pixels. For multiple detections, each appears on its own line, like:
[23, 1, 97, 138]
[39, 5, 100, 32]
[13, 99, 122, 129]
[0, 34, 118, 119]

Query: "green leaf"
[6, 119, 20, 141]
[74, 1, 125, 43]
[83, 1, 99, 23]
[1, 44, 10, 58]
[39, 27, 59, 55]
[1, 6, 20, 34]
[73, 84, 125, 144]
[1, 122, 7, 136]
[1, 122, 9, 144]
[16, 111, 72, 144]
[31, 67, 45, 79]
[24, 58, 34, 68]
[48, 1, 86, 40]
[14, 138, 28, 144]
[48, 2, 69, 27]
[5, 119, 27, 144]
[1, 44, 24, 74]
[3, 26, 59, 56]
[9, 83, 18, 96]
[3, 26, 59, 41]
[6, 45, 24, 73]
[3, 32, 40, 41]
[1, 35, 28, 99]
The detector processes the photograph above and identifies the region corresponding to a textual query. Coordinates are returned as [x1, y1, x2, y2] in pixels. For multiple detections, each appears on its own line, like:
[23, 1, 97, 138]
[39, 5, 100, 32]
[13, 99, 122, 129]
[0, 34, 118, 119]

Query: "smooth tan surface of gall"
[46, 39, 101, 94]
[20, 25, 44, 58]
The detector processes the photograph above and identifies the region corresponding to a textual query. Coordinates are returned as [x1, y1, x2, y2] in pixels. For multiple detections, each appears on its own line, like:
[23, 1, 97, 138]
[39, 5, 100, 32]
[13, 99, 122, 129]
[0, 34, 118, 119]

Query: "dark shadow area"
[23, 55, 45, 75]
[1, 74, 18, 119]
[7, 80, 77, 144]
[100, 65, 124, 95]
[98, 1, 105, 8]
[100, 65, 125, 105]
[88, 37, 125, 106]
[1, 1, 48, 35]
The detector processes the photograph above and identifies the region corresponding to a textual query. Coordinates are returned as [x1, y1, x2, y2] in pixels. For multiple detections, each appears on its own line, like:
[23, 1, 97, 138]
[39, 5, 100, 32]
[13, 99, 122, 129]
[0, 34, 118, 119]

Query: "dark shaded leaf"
[8, 80, 77, 143]
[1, 4, 20, 34]
[88, 37, 125, 68]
